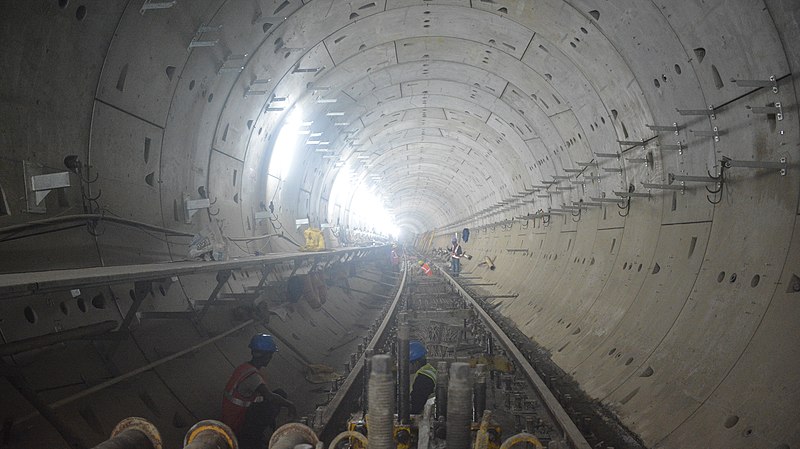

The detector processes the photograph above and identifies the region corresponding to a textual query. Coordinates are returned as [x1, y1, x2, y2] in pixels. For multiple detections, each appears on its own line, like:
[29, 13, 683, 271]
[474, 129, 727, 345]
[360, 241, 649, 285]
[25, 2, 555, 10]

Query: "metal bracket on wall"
[677, 105, 716, 120]
[746, 102, 783, 121]
[668, 172, 724, 204]
[661, 141, 687, 155]
[188, 25, 221, 49]
[183, 194, 210, 223]
[140, 0, 176, 15]
[646, 123, 681, 135]
[732, 75, 778, 94]
[23, 161, 71, 214]
[641, 182, 686, 195]
[218, 54, 248, 74]
[690, 126, 721, 142]
[721, 156, 788, 176]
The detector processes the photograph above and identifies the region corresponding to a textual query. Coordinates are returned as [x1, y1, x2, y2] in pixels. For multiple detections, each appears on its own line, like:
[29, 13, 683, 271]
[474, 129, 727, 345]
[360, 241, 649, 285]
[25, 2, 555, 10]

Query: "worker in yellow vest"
[409, 340, 437, 414]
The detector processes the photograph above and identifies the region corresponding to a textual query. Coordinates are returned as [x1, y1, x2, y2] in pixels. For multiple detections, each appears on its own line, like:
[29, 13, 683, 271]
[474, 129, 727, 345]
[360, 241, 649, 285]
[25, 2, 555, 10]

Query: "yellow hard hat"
[418, 260, 424, 266]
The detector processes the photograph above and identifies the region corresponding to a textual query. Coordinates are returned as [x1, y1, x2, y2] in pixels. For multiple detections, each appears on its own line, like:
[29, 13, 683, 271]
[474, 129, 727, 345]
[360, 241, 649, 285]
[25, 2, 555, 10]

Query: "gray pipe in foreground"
[92, 417, 161, 449]
[446, 362, 473, 449]
[473, 364, 487, 421]
[368, 355, 395, 449]
[435, 361, 448, 420]
[397, 320, 411, 423]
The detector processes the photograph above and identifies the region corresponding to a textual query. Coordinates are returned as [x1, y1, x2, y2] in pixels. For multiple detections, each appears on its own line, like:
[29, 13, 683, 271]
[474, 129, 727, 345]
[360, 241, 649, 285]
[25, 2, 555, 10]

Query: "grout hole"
[717, 271, 726, 283]
[724, 415, 739, 429]
[729, 273, 737, 283]
[24, 305, 38, 324]
[751, 274, 760, 287]
[60, 301, 70, 315]
[588, 9, 600, 20]
[674, 64, 682, 74]
[75, 5, 86, 20]
[91, 293, 106, 309]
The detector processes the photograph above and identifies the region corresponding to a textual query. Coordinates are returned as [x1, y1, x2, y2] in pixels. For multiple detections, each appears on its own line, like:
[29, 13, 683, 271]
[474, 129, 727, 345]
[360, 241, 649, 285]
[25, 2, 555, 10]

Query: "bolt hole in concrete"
[652, 263, 661, 274]
[24, 305, 38, 323]
[189, 80, 195, 90]
[75, 5, 86, 20]
[749, 274, 760, 287]
[77, 297, 87, 312]
[742, 428, 754, 437]
[92, 293, 106, 309]
[674, 63, 682, 74]
[637, 264, 642, 272]
[729, 273, 737, 283]
[639, 366, 654, 377]
[654, 78, 660, 88]
[717, 271, 726, 283]
[59, 0, 69, 8]
[60, 301, 70, 315]
[159, 285, 167, 296]
[608, 347, 616, 356]
[625, 357, 634, 366]
[724, 415, 739, 428]
[208, 93, 214, 102]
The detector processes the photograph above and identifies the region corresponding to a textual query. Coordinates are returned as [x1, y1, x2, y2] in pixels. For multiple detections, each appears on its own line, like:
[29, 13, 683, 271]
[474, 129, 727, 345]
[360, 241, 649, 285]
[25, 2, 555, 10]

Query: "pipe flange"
[268, 423, 320, 449]
[110, 417, 162, 449]
[328, 430, 368, 449]
[184, 420, 238, 449]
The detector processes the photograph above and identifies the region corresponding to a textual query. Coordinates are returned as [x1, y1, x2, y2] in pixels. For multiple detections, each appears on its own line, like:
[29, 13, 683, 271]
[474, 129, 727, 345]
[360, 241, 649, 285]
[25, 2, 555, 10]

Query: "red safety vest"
[421, 263, 432, 276]
[451, 244, 462, 259]
[221, 362, 264, 433]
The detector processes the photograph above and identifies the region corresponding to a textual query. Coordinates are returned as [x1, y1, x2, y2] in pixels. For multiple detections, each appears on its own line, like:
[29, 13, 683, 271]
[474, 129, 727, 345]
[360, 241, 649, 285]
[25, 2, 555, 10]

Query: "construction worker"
[418, 260, 432, 276]
[390, 245, 400, 271]
[450, 236, 463, 277]
[222, 334, 297, 449]
[409, 340, 437, 414]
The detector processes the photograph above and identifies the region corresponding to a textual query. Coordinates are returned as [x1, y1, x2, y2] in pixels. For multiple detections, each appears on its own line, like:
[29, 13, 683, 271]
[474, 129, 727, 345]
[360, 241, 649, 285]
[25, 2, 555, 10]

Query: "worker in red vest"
[418, 260, 432, 276]
[222, 334, 297, 449]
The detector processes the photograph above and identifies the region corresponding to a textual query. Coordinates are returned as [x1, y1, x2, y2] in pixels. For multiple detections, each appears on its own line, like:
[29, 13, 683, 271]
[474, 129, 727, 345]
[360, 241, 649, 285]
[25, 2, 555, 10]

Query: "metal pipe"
[363, 349, 374, 413]
[446, 363, 473, 449]
[0, 320, 117, 356]
[182, 420, 236, 449]
[473, 364, 487, 421]
[368, 355, 395, 449]
[397, 319, 411, 423]
[434, 361, 448, 420]
[92, 417, 162, 449]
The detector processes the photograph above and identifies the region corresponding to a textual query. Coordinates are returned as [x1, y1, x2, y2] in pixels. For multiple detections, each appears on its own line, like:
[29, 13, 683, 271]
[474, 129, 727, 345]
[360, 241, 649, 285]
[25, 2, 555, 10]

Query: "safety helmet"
[249, 334, 278, 352]
[409, 340, 427, 362]
[418, 260, 424, 266]
[451, 236, 458, 244]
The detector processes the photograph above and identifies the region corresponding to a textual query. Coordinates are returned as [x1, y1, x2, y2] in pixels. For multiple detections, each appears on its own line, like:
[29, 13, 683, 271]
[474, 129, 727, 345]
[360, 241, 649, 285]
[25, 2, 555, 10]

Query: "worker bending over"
[418, 260, 432, 276]
[222, 334, 297, 449]
[409, 340, 437, 414]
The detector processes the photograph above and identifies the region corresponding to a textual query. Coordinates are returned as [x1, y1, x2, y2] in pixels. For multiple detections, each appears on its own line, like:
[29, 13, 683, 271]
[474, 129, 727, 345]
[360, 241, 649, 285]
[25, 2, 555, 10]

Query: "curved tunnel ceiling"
[2, 1, 799, 449]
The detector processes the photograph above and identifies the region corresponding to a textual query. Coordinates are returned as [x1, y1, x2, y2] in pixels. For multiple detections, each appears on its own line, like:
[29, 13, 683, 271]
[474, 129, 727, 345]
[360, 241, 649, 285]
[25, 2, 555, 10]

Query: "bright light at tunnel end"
[330, 168, 401, 240]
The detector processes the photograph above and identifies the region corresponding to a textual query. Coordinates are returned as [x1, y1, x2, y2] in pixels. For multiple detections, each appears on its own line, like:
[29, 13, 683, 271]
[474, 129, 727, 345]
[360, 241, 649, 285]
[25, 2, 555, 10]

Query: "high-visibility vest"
[451, 244, 462, 259]
[221, 363, 264, 433]
[411, 363, 437, 395]
[421, 263, 432, 276]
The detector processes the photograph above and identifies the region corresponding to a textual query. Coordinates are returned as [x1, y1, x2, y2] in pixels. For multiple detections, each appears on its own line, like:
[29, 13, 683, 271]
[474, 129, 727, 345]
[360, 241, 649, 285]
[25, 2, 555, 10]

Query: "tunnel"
[0, 0, 798, 448]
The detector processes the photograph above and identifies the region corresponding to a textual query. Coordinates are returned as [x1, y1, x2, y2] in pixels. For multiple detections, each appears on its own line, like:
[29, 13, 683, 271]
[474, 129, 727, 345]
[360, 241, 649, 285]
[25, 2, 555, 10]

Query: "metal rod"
[3, 360, 90, 449]
[14, 320, 257, 426]
[668, 174, 719, 184]
[0, 320, 117, 356]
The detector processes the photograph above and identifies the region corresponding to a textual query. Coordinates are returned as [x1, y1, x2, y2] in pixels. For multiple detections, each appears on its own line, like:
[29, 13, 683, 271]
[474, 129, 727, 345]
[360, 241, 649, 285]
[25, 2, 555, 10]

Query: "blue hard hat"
[249, 334, 278, 352]
[409, 340, 427, 362]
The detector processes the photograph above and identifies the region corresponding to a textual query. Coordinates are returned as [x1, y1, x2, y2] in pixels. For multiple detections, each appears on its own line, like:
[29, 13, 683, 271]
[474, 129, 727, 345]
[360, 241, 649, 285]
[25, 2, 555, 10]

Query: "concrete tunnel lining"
[1, 0, 799, 448]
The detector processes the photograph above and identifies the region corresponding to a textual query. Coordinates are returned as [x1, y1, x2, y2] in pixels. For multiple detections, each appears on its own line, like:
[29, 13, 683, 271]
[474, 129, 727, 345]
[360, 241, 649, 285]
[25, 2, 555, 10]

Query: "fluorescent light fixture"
[315, 148, 331, 152]
[297, 130, 310, 135]
[316, 98, 337, 103]
[306, 140, 321, 145]
[326, 112, 345, 116]
[310, 132, 322, 137]
[322, 155, 337, 158]
[334, 122, 349, 126]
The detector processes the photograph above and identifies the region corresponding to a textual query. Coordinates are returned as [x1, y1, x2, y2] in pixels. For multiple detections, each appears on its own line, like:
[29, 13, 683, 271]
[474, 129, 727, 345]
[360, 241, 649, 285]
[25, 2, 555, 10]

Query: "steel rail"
[316, 267, 407, 438]
[439, 268, 593, 449]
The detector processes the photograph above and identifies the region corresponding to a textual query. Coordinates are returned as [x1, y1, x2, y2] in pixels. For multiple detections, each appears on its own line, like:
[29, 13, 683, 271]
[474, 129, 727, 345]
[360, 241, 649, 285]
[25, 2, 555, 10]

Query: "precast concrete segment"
[445, 362, 473, 449]
[367, 355, 395, 449]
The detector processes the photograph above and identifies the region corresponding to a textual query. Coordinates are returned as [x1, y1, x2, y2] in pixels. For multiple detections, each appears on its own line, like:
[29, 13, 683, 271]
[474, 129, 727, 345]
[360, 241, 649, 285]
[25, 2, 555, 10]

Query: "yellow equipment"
[301, 227, 326, 251]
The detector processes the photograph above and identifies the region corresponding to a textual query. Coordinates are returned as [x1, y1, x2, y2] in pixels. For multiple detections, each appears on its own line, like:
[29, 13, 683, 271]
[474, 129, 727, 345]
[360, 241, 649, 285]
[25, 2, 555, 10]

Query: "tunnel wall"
[1, 1, 799, 449]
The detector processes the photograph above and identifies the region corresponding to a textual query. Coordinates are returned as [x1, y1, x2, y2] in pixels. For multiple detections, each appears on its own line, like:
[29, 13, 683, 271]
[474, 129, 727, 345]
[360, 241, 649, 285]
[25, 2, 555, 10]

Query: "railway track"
[315, 261, 645, 449]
